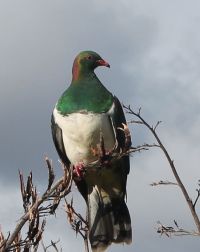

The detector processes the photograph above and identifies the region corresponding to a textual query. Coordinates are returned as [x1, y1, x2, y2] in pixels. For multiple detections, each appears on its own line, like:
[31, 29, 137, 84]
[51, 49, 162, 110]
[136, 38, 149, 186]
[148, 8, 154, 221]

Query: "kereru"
[51, 51, 132, 251]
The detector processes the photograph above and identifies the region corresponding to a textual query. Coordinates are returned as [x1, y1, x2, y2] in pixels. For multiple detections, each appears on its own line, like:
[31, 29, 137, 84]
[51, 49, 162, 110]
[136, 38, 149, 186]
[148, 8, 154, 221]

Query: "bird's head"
[72, 51, 110, 81]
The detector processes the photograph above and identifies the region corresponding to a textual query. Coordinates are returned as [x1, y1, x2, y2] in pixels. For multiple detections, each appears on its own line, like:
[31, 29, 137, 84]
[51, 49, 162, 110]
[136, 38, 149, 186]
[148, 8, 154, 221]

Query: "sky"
[0, 0, 200, 251]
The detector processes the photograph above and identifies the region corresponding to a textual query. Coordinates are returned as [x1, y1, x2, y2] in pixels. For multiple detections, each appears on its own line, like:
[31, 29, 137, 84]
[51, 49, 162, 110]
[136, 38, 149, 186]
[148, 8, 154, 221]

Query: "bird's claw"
[73, 162, 85, 179]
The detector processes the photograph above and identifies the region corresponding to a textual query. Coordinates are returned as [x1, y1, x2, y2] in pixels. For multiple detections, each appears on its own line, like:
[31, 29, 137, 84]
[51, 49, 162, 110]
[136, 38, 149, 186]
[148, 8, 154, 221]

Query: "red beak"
[96, 59, 110, 68]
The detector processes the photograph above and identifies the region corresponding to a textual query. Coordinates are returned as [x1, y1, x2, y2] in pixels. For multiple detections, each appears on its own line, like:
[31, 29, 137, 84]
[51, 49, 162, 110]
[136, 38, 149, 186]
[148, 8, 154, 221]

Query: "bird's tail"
[87, 185, 132, 252]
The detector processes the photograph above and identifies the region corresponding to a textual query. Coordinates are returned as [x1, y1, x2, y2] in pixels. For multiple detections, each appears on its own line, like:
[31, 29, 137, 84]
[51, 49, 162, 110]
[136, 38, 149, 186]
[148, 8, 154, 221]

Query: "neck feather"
[72, 60, 95, 81]
[72, 60, 80, 81]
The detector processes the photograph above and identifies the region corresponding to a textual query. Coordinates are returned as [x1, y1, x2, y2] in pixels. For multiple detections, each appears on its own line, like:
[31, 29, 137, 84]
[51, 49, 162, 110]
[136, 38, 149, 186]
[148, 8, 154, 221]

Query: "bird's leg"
[73, 162, 86, 179]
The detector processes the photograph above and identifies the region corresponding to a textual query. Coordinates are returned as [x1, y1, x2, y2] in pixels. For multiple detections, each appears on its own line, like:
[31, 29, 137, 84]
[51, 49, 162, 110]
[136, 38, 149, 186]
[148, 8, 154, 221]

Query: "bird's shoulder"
[56, 79, 114, 115]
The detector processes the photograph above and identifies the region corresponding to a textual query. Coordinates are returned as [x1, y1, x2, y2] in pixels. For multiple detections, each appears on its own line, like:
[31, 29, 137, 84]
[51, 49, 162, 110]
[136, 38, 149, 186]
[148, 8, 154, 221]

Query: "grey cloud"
[1, 0, 200, 251]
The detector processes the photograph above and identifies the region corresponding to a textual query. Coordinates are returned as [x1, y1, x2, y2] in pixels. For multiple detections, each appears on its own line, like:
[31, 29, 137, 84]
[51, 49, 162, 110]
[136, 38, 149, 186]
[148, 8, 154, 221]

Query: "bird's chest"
[54, 109, 116, 165]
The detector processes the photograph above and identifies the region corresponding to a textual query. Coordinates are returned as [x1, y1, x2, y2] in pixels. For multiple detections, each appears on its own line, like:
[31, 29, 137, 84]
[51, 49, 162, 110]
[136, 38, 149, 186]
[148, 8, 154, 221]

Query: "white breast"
[53, 107, 116, 165]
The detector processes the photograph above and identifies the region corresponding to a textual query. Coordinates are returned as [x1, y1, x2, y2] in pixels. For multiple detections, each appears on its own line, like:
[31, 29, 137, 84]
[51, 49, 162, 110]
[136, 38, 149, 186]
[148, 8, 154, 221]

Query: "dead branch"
[45, 157, 55, 192]
[1, 158, 73, 252]
[41, 239, 61, 252]
[193, 180, 200, 209]
[157, 220, 200, 237]
[150, 180, 178, 186]
[64, 198, 89, 252]
[124, 105, 200, 234]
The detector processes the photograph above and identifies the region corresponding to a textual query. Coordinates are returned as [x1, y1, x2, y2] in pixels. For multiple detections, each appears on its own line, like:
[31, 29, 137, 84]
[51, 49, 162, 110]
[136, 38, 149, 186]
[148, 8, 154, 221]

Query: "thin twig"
[193, 188, 200, 209]
[124, 105, 200, 233]
[150, 180, 178, 186]
[64, 198, 89, 252]
[5, 170, 71, 250]
[45, 157, 55, 192]
[157, 220, 200, 237]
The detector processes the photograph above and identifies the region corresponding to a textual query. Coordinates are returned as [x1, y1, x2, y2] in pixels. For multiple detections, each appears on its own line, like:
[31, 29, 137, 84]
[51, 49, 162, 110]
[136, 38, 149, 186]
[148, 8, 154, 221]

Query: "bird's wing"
[51, 113, 71, 167]
[110, 96, 130, 172]
[87, 97, 132, 249]
[51, 113, 89, 200]
[108, 96, 130, 197]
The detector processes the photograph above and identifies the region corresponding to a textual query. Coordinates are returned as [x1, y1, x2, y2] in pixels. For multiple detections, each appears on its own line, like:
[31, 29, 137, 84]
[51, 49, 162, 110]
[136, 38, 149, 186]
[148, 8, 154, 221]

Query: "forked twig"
[64, 198, 89, 252]
[3, 158, 73, 251]
[150, 180, 178, 186]
[124, 105, 200, 234]
[157, 220, 200, 237]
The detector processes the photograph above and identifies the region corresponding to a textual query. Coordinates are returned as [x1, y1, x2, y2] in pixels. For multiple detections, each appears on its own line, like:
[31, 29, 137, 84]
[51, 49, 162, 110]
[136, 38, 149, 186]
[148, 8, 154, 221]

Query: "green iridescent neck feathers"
[56, 51, 113, 115]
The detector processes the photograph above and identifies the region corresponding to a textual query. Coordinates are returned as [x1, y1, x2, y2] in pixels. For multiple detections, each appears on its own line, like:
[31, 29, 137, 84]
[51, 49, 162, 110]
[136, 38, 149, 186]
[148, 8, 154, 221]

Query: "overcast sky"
[1, 0, 200, 251]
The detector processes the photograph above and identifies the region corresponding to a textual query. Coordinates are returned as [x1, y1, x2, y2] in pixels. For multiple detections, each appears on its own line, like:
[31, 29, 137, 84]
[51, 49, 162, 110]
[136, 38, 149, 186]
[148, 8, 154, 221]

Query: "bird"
[51, 51, 132, 251]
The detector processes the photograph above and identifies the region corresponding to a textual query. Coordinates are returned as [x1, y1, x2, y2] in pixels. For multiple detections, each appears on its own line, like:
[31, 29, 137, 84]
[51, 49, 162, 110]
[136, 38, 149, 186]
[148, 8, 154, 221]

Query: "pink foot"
[73, 162, 85, 179]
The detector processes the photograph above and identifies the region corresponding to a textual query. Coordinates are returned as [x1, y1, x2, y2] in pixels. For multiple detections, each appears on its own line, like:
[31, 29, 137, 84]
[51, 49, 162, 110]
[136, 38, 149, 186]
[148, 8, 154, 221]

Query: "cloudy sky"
[1, 0, 200, 251]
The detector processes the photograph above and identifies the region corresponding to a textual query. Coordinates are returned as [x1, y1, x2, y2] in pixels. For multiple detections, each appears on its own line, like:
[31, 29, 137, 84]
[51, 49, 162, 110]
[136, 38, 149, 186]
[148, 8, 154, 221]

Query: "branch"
[157, 220, 200, 237]
[150, 180, 178, 186]
[193, 180, 200, 209]
[124, 105, 200, 234]
[3, 158, 72, 251]
[42, 239, 61, 252]
[64, 198, 89, 252]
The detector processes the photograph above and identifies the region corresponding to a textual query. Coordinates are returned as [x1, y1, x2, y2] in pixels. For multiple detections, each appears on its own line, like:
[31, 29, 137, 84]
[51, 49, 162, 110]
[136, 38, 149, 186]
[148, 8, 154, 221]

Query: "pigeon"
[51, 51, 132, 251]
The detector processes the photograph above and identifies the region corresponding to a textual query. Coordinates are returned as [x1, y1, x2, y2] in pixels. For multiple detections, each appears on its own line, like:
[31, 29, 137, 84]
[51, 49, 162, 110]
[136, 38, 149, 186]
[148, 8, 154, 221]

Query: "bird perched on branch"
[51, 51, 132, 251]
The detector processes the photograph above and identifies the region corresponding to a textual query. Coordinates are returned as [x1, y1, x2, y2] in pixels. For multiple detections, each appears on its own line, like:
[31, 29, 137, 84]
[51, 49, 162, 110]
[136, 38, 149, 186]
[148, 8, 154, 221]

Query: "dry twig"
[150, 180, 178, 186]
[64, 198, 89, 252]
[124, 105, 200, 235]
[1, 158, 73, 252]
[157, 220, 200, 237]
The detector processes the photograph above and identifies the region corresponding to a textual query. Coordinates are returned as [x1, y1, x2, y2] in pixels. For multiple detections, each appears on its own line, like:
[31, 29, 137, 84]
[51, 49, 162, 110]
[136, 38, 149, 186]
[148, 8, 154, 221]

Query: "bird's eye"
[86, 55, 92, 60]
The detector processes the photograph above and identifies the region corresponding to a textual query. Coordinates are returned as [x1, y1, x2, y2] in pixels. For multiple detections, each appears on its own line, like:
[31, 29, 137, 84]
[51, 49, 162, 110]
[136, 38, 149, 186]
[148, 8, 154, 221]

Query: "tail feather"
[88, 186, 132, 252]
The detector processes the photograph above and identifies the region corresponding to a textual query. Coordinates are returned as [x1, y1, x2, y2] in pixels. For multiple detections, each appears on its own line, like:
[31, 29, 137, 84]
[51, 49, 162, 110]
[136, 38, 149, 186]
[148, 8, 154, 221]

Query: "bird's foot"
[73, 162, 86, 179]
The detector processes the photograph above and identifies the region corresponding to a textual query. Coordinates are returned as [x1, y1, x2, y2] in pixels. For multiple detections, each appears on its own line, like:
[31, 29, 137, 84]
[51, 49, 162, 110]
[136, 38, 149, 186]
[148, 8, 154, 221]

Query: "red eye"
[87, 55, 92, 60]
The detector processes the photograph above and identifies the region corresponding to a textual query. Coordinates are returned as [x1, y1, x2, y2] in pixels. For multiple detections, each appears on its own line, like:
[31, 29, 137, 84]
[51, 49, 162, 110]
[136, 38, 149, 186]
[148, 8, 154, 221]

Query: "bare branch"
[150, 180, 178, 186]
[64, 198, 89, 252]
[193, 180, 200, 209]
[3, 159, 73, 251]
[41, 239, 61, 252]
[153, 121, 162, 131]
[45, 157, 55, 192]
[156, 221, 200, 237]
[124, 104, 200, 234]
[127, 120, 143, 124]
